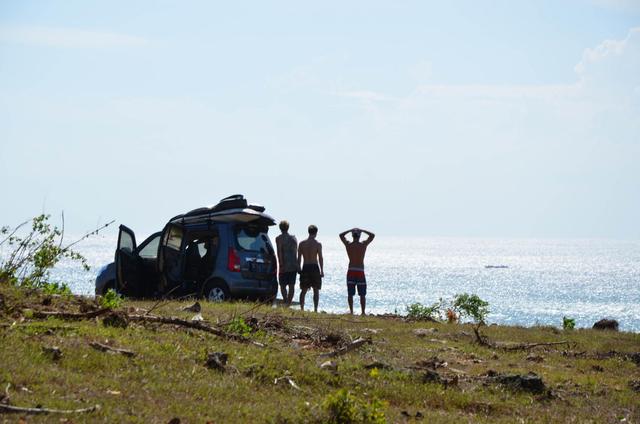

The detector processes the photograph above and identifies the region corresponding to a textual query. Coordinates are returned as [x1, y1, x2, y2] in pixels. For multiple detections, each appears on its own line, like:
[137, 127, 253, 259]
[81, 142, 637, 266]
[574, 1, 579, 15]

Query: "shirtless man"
[275, 220, 298, 306]
[298, 225, 324, 312]
[339, 227, 375, 315]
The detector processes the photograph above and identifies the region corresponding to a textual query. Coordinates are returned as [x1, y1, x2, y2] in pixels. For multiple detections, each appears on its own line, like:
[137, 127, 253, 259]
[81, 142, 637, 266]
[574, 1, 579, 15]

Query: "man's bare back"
[299, 238, 323, 272]
[298, 225, 323, 312]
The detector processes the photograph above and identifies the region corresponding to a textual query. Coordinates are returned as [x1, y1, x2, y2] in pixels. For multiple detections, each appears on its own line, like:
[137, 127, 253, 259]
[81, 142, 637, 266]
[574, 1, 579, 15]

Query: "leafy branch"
[0, 214, 114, 290]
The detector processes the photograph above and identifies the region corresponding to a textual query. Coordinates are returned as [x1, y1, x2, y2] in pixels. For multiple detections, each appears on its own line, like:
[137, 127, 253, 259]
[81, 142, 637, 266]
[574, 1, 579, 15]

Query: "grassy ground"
[1, 284, 639, 423]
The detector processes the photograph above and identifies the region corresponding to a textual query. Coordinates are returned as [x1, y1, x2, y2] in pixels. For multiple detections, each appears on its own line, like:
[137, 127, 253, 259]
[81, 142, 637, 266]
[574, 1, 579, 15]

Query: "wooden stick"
[472, 326, 570, 351]
[89, 341, 136, 357]
[319, 337, 371, 358]
[32, 308, 112, 320]
[473, 326, 493, 347]
[0, 403, 100, 414]
[500, 340, 571, 351]
[127, 314, 250, 343]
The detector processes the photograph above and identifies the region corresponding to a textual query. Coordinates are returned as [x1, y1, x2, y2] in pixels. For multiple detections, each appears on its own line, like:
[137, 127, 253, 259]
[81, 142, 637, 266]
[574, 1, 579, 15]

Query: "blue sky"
[1, 1, 639, 238]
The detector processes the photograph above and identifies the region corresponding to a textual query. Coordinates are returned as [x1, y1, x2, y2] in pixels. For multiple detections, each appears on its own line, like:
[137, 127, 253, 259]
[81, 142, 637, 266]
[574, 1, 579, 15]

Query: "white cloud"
[335, 90, 392, 102]
[575, 27, 639, 73]
[0, 26, 148, 48]
[590, 0, 640, 11]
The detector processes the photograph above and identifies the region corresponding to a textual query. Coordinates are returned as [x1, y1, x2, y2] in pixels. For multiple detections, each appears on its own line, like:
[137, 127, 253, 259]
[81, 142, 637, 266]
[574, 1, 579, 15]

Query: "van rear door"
[115, 225, 142, 296]
[233, 224, 276, 281]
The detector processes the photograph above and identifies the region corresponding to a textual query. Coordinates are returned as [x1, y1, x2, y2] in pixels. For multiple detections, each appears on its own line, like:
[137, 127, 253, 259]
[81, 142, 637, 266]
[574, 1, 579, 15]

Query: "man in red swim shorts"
[339, 227, 375, 315]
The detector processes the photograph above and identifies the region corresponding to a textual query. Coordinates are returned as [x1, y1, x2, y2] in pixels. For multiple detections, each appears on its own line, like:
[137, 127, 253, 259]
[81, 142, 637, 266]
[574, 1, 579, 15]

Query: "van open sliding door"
[157, 224, 185, 294]
[115, 225, 142, 297]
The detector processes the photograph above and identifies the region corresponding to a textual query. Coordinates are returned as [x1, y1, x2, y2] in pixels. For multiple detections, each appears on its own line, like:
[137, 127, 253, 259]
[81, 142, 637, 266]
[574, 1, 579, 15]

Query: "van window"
[139, 234, 160, 259]
[235, 227, 271, 252]
[165, 226, 183, 250]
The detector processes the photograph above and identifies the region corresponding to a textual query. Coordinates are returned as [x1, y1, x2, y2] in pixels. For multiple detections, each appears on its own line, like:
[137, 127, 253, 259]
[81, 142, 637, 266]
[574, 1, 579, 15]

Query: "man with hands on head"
[340, 227, 375, 315]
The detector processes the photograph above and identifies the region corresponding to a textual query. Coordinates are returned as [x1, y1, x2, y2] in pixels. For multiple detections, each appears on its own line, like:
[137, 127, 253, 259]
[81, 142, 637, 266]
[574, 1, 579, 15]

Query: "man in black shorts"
[276, 220, 298, 306]
[298, 225, 323, 312]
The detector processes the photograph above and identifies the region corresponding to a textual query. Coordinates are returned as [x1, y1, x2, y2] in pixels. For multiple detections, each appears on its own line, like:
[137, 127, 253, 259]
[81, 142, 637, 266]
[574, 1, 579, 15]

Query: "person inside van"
[185, 240, 201, 281]
[199, 236, 219, 281]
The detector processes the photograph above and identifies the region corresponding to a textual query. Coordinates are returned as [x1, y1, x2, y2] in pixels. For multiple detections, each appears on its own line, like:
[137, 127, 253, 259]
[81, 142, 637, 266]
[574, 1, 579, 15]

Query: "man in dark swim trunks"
[298, 225, 323, 312]
[339, 227, 375, 315]
[276, 220, 298, 306]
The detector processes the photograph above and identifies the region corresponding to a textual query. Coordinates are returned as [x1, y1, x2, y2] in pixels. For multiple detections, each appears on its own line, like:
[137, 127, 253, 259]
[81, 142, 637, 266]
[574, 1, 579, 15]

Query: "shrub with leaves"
[406, 299, 442, 321]
[226, 317, 252, 337]
[1, 214, 112, 290]
[322, 389, 386, 424]
[563, 316, 575, 330]
[41, 281, 72, 296]
[452, 293, 489, 324]
[99, 288, 123, 309]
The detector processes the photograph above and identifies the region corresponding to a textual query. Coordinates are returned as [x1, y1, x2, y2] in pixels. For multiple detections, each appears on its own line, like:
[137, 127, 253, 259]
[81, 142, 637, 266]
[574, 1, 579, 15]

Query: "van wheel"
[203, 280, 230, 302]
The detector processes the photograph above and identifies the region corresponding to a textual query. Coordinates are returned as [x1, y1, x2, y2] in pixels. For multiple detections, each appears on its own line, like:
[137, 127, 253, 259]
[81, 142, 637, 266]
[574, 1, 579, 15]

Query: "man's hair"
[308, 225, 318, 235]
[279, 220, 289, 232]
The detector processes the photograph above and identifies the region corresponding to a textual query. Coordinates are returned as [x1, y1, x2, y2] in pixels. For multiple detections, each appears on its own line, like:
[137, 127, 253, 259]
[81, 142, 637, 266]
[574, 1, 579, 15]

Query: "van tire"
[202, 279, 230, 302]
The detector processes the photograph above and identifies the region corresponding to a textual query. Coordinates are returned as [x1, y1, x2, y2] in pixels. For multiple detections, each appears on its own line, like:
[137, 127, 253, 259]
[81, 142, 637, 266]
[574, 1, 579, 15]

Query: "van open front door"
[115, 224, 142, 297]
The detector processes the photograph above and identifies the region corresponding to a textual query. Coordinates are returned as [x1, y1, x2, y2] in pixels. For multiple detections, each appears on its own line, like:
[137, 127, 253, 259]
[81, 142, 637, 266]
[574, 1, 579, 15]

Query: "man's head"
[279, 220, 290, 233]
[308, 225, 318, 237]
[352, 229, 361, 242]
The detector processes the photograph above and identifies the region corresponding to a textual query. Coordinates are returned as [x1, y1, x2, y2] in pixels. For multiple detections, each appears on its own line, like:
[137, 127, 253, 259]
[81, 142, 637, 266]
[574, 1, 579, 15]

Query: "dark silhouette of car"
[95, 195, 278, 301]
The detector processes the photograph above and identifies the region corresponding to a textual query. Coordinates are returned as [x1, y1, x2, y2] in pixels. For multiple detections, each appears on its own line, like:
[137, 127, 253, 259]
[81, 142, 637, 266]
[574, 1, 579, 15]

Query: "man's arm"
[339, 229, 351, 246]
[276, 238, 283, 271]
[362, 229, 376, 246]
[297, 242, 303, 272]
[318, 243, 324, 277]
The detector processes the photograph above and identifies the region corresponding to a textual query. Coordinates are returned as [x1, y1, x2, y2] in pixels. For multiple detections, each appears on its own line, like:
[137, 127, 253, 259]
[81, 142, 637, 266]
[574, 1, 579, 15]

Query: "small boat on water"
[485, 265, 509, 269]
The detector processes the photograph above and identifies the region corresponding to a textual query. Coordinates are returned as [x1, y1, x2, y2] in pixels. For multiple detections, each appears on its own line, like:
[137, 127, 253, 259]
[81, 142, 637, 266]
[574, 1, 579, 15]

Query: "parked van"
[95, 195, 278, 301]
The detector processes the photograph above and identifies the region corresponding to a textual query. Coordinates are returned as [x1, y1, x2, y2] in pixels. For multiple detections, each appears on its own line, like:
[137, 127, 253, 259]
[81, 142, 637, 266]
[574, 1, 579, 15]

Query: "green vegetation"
[0, 214, 90, 288]
[407, 293, 489, 325]
[322, 389, 386, 424]
[1, 282, 638, 423]
[452, 293, 490, 324]
[41, 281, 72, 296]
[225, 316, 252, 337]
[405, 299, 442, 321]
[99, 288, 123, 309]
[563, 316, 576, 330]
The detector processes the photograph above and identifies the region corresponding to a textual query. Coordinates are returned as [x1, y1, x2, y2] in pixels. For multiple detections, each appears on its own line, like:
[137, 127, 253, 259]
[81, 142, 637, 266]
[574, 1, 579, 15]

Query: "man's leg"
[286, 283, 295, 305]
[279, 283, 287, 303]
[348, 295, 354, 314]
[299, 287, 307, 311]
[358, 284, 367, 315]
[312, 288, 319, 312]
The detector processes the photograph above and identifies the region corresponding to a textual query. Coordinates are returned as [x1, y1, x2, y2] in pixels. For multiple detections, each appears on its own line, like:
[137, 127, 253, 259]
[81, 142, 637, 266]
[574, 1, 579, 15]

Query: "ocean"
[46, 234, 640, 332]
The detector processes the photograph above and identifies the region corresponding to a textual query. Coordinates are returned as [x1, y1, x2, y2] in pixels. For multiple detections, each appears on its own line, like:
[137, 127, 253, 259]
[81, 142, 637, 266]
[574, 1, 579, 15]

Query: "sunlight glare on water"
[50, 235, 640, 332]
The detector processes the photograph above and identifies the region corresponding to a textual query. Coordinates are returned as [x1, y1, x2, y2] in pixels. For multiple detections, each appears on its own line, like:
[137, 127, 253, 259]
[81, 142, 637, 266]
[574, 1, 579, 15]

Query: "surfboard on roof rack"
[169, 194, 275, 226]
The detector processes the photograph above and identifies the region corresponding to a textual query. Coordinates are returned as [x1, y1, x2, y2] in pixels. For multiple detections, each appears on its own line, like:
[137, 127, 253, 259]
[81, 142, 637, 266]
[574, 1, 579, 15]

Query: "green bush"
[0, 214, 90, 288]
[99, 288, 123, 309]
[322, 389, 386, 424]
[41, 281, 72, 296]
[406, 299, 442, 321]
[563, 316, 575, 330]
[226, 317, 252, 337]
[452, 293, 489, 324]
